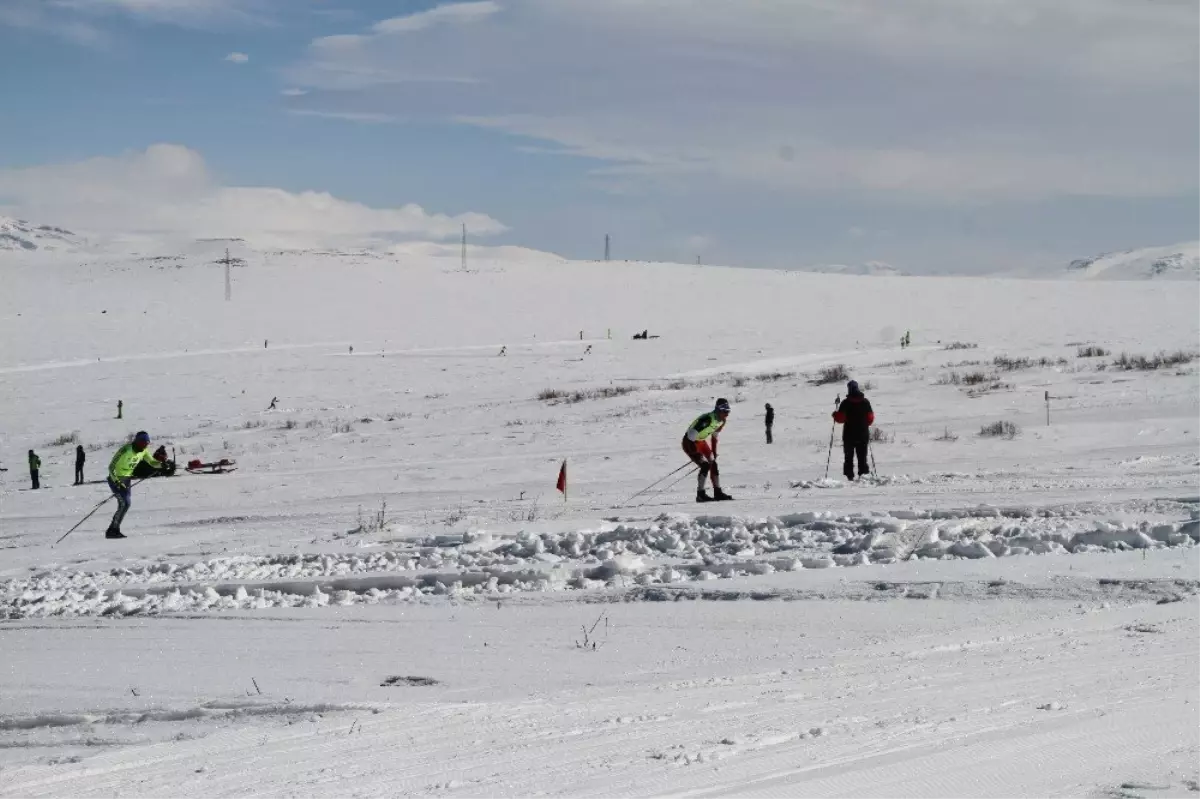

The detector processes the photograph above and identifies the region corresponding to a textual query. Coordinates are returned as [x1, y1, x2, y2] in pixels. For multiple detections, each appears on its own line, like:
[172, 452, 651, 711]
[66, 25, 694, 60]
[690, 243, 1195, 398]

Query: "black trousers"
[30, 469, 39, 490]
[843, 441, 868, 479]
[75, 465, 84, 485]
[765, 424, 773, 444]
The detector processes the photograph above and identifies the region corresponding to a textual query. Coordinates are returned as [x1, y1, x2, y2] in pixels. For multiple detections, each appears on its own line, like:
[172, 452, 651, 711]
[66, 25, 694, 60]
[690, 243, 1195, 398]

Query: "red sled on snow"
[186, 458, 237, 475]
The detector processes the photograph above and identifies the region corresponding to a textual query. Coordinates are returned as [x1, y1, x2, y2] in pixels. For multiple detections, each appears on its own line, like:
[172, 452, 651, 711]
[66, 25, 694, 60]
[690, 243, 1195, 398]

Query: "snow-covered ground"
[1, 248, 1197, 797]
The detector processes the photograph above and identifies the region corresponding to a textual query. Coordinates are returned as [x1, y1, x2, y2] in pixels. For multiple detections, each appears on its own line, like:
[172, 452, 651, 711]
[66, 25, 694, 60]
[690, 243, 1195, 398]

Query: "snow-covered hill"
[791, 260, 906, 277]
[0, 243, 1197, 797]
[1066, 241, 1199, 280]
[0, 216, 81, 252]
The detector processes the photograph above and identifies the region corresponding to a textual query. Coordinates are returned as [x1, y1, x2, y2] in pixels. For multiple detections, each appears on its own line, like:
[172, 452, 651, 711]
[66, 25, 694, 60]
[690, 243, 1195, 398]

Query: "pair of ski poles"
[623, 461, 699, 506]
[54, 478, 145, 546]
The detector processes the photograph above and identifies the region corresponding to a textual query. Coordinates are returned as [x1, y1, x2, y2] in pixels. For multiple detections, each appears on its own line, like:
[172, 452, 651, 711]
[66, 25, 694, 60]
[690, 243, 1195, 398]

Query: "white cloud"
[372, 1, 499, 34]
[51, 0, 265, 24]
[287, 109, 397, 123]
[224, 51, 249, 63]
[0, 144, 506, 249]
[0, 0, 271, 39]
[285, 0, 1199, 202]
[281, 88, 309, 96]
[0, 1, 108, 44]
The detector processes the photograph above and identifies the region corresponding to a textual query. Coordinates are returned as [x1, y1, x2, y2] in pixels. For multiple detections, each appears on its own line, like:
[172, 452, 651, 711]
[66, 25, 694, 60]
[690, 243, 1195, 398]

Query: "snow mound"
[3, 502, 1194, 618]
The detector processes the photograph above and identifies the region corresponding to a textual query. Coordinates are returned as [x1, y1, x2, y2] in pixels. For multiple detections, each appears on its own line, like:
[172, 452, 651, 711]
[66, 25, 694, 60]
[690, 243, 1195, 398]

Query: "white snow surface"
[1, 247, 1198, 797]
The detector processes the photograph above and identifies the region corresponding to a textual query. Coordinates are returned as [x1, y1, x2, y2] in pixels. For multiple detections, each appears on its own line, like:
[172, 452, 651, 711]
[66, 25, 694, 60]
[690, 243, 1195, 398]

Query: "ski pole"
[55, 495, 114, 546]
[637, 465, 700, 507]
[623, 462, 695, 505]
[54, 478, 146, 546]
[823, 394, 840, 480]
[869, 440, 877, 476]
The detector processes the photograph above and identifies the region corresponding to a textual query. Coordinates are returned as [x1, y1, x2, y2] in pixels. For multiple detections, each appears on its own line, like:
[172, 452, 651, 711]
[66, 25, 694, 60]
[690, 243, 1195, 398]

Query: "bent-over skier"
[105, 431, 166, 539]
[682, 398, 733, 502]
[833, 380, 874, 480]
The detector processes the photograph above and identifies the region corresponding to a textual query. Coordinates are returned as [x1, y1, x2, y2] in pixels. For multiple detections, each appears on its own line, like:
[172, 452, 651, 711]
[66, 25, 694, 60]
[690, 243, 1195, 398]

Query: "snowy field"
[1, 248, 1198, 797]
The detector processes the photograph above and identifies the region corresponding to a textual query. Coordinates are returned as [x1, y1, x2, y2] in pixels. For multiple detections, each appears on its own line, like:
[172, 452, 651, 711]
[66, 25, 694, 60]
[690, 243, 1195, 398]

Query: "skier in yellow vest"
[105, 431, 166, 539]
[682, 398, 733, 502]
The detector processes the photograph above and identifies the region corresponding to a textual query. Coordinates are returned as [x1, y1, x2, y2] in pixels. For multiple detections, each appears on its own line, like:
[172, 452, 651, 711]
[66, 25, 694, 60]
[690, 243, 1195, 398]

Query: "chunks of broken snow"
[2, 505, 1194, 618]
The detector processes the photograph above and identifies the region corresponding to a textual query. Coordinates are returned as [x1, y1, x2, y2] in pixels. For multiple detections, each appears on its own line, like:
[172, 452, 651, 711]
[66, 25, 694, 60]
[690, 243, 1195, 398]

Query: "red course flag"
[556, 459, 567, 495]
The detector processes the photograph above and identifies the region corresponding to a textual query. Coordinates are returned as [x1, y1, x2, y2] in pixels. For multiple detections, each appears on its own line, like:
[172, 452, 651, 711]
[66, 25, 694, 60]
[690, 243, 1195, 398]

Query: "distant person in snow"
[116, 399, 123, 419]
[683, 398, 733, 502]
[833, 381, 874, 481]
[105, 431, 166, 539]
[764, 403, 774, 444]
[268, 397, 278, 410]
[28, 450, 40, 490]
[74, 445, 85, 485]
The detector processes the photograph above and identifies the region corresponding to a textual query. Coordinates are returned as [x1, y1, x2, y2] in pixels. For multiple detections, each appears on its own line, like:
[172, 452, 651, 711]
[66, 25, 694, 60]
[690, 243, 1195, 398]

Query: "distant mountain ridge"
[0, 217, 82, 251]
[1066, 242, 1199, 280]
[790, 261, 906, 277]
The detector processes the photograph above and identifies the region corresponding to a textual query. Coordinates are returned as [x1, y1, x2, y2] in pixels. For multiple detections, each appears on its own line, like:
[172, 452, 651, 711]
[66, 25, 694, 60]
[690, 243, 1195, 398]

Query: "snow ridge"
[0, 217, 80, 252]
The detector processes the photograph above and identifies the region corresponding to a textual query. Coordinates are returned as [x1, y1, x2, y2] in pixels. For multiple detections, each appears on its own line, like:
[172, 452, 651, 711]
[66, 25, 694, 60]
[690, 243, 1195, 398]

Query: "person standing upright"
[764, 403, 775, 444]
[28, 450, 41, 489]
[74, 445, 85, 485]
[833, 381, 874, 481]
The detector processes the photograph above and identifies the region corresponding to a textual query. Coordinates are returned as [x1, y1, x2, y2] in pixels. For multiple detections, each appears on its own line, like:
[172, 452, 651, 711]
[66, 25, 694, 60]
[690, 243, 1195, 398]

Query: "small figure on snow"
[105, 431, 167, 539]
[268, 397, 278, 411]
[682, 398, 733, 502]
[584, 345, 593, 355]
[349, 345, 354, 355]
[764, 403, 774, 444]
[498, 346, 507, 357]
[833, 381, 875, 481]
[116, 399, 123, 420]
[28, 450, 40, 490]
[74, 445, 85, 485]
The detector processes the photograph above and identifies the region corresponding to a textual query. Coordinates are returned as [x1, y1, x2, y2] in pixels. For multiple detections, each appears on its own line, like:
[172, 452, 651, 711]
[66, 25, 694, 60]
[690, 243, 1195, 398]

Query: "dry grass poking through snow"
[538, 386, 639, 404]
[811, 364, 850, 385]
[1112, 351, 1198, 371]
[979, 420, 1020, 439]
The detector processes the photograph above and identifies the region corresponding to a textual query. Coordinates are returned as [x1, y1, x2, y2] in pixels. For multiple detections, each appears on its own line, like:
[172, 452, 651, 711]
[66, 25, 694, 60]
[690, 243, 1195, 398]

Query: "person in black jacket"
[833, 380, 874, 480]
[764, 403, 774, 444]
[74, 445, 86, 485]
[29, 450, 41, 489]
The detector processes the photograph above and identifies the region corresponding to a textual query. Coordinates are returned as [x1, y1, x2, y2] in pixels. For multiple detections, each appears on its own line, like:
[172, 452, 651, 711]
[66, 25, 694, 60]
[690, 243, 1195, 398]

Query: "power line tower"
[604, 233, 610, 262]
[461, 223, 467, 272]
[221, 248, 233, 301]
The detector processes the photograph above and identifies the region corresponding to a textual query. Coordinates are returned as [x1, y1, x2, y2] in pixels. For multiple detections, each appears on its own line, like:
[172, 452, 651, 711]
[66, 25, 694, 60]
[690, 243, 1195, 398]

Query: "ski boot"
[713, 489, 734, 501]
[105, 526, 126, 540]
[696, 489, 714, 503]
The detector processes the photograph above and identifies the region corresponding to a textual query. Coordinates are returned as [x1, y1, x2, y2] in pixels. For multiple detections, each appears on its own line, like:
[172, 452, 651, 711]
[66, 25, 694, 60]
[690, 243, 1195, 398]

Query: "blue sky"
[0, 0, 1196, 272]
